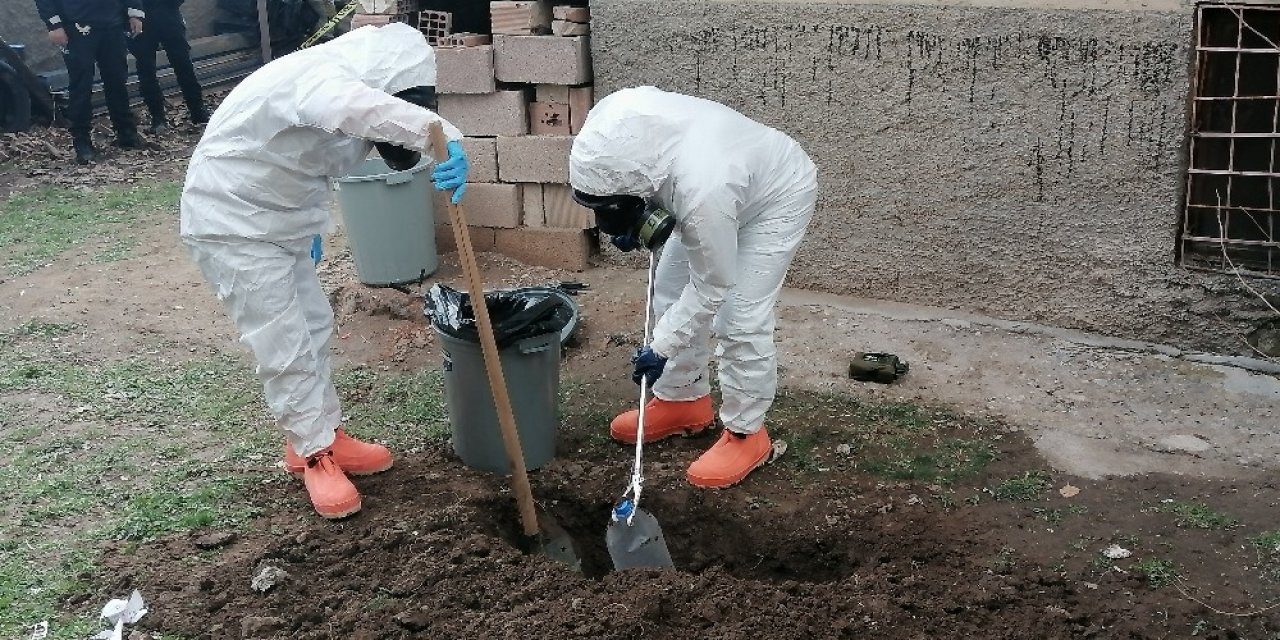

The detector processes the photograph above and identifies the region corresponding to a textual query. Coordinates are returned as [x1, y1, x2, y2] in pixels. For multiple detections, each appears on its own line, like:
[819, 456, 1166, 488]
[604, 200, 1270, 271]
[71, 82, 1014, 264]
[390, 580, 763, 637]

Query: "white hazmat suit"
[180, 24, 462, 457]
[570, 87, 818, 434]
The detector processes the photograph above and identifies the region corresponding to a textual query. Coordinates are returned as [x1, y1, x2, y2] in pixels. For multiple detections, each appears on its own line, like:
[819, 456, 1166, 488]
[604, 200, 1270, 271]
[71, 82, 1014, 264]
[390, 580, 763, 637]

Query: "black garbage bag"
[424, 284, 579, 348]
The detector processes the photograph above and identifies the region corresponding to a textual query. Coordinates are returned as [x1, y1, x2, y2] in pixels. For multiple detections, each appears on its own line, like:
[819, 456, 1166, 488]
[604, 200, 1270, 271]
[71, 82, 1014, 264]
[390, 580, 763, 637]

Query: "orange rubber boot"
[303, 452, 361, 519]
[284, 429, 394, 476]
[686, 427, 773, 489]
[610, 395, 715, 444]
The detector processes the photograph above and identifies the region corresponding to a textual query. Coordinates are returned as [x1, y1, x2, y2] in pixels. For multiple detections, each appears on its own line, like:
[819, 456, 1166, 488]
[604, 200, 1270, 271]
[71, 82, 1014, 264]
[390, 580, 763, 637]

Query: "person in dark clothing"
[127, 0, 208, 133]
[34, 0, 143, 163]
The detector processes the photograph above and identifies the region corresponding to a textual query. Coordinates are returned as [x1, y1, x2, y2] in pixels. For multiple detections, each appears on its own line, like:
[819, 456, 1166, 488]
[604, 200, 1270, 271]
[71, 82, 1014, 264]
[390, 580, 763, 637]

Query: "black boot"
[115, 128, 141, 149]
[190, 105, 210, 125]
[146, 111, 169, 135]
[73, 138, 98, 164]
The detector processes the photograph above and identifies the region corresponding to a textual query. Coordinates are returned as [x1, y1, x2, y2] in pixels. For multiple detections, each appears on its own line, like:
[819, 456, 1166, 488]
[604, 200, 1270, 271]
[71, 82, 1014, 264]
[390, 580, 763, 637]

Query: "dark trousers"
[64, 22, 135, 141]
[127, 11, 204, 121]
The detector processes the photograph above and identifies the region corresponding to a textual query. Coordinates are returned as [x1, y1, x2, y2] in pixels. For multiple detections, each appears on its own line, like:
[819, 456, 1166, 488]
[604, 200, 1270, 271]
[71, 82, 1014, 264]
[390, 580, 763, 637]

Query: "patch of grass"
[0, 543, 99, 640]
[110, 473, 262, 541]
[767, 389, 1001, 485]
[0, 182, 180, 274]
[1032, 504, 1089, 524]
[335, 367, 450, 450]
[1134, 558, 1180, 588]
[990, 471, 1051, 501]
[860, 437, 996, 484]
[1148, 500, 1239, 530]
[775, 429, 822, 473]
[1250, 531, 1280, 582]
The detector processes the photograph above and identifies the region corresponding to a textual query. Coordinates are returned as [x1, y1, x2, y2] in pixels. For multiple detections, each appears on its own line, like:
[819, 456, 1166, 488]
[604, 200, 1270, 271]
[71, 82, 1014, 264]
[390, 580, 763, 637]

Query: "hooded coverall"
[570, 86, 818, 436]
[180, 24, 463, 457]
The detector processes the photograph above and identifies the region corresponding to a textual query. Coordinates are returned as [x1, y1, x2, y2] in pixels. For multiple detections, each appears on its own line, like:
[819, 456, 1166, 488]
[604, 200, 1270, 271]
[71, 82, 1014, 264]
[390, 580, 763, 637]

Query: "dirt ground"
[3, 102, 1280, 639]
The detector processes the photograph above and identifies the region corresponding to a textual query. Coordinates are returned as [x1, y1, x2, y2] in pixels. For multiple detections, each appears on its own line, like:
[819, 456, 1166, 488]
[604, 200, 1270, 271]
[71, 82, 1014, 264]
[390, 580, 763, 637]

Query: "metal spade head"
[520, 510, 582, 573]
[606, 500, 674, 570]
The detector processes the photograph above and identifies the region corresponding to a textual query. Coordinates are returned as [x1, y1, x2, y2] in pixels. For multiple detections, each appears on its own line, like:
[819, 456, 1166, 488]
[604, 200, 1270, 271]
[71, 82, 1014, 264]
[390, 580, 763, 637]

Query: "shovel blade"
[521, 510, 582, 573]
[606, 507, 674, 570]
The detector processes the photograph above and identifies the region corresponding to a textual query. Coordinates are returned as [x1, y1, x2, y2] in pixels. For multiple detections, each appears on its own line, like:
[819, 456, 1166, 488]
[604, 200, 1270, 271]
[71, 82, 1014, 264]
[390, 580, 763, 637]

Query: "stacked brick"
[430, 1, 599, 271]
[349, 0, 416, 29]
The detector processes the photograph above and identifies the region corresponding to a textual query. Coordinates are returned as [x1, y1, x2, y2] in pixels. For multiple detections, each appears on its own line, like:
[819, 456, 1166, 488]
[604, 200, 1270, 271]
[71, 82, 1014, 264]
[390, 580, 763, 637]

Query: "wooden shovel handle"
[428, 124, 540, 537]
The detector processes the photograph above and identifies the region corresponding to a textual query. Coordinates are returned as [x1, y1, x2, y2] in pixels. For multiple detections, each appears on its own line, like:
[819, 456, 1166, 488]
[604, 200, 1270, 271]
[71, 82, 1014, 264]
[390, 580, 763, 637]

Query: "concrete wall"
[591, 0, 1280, 353]
[1, 0, 219, 74]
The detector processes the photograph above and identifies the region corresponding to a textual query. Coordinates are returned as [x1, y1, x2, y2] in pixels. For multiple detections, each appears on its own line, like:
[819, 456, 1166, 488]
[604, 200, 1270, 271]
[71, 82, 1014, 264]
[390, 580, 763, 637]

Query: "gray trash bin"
[437, 330, 560, 474]
[333, 156, 437, 286]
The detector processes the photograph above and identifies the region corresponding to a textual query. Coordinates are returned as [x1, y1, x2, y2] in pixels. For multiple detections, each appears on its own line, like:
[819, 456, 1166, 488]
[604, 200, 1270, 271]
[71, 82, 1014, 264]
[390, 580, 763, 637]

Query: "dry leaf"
[1059, 484, 1080, 498]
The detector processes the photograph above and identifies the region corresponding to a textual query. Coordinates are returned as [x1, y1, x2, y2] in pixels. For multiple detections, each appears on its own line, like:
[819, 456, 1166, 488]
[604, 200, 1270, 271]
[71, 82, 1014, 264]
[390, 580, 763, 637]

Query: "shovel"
[606, 249, 675, 570]
[428, 123, 581, 571]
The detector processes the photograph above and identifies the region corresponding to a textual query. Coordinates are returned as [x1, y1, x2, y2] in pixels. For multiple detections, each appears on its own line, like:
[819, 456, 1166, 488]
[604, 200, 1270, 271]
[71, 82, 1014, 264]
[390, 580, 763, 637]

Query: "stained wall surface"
[591, 0, 1280, 352]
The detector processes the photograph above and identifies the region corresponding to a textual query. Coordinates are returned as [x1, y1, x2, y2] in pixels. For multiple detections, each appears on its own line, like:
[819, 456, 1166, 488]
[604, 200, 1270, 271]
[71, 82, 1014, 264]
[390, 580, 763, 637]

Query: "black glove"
[632, 346, 667, 385]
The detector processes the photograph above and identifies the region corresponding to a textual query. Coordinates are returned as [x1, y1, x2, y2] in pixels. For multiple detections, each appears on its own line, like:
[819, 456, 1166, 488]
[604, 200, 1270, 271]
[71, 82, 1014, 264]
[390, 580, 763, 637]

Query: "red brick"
[496, 135, 573, 183]
[434, 183, 521, 228]
[552, 5, 590, 22]
[490, 0, 551, 35]
[493, 35, 592, 85]
[435, 45, 495, 94]
[443, 32, 491, 46]
[522, 184, 545, 227]
[551, 20, 589, 36]
[542, 184, 594, 229]
[529, 101, 571, 135]
[535, 84, 570, 103]
[460, 137, 498, 182]
[439, 91, 529, 136]
[568, 85, 593, 133]
[435, 222, 498, 254]
[494, 227, 595, 271]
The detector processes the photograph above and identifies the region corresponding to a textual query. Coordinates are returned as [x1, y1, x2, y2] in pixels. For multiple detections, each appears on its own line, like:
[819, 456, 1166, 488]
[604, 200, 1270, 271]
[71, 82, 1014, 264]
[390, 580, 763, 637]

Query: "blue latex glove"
[310, 234, 323, 265]
[431, 140, 469, 204]
[631, 346, 667, 386]
[610, 233, 641, 252]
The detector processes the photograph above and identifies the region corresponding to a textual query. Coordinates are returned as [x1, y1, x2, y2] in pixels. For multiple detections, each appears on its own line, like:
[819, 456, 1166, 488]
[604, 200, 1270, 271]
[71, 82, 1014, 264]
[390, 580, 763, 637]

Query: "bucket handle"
[518, 336, 555, 355]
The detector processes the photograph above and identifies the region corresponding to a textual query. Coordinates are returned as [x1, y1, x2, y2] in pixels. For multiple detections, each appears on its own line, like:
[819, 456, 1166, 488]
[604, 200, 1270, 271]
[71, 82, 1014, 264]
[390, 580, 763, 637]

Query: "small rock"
[941, 318, 973, 330]
[128, 632, 151, 640]
[193, 531, 237, 550]
[835, 444, 852, 455]
[393, 608, 433, 631]
[241, 616, 286, 637]
[295, 532, 310, 545]
[1102, 544, 1131, 560]
[251, 565, 289, 592]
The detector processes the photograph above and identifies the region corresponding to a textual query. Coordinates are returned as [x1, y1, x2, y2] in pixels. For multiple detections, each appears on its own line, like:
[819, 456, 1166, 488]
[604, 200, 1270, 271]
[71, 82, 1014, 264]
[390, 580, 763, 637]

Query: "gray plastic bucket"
[437, 329, 560, 474]
[334, 156, 437, 286]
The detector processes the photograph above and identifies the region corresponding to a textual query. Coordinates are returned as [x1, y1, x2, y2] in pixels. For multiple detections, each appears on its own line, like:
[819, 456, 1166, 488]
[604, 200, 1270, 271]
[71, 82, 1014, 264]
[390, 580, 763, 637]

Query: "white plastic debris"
[28, 621, 48, 640]
[90, 590, 147, 640]
[1102, 544, 1132, 560]
[769, 440, 788, 462]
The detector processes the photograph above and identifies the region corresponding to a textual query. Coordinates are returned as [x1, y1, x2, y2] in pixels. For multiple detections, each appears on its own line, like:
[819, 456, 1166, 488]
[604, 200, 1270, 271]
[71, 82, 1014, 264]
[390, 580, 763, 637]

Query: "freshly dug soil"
[91, 383, 1280, 640]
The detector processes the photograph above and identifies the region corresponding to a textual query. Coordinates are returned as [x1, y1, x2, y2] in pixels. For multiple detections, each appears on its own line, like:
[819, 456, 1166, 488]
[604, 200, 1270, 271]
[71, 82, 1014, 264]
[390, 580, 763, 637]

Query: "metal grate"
[1182, 3, 1280, 278]
[417, 10, 452, 46]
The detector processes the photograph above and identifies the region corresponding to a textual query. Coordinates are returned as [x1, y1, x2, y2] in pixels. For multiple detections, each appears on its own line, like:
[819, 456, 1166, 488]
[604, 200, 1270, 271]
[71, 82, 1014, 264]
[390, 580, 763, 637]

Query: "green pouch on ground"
[848, 352, 909, 383]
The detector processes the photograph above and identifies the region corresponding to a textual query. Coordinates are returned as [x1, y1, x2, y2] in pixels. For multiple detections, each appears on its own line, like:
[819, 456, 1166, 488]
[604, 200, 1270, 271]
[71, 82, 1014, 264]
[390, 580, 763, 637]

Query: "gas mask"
[375, 86, 439, 171]
[571, 190, 675, 252]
